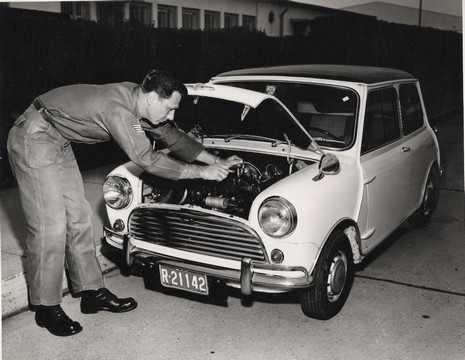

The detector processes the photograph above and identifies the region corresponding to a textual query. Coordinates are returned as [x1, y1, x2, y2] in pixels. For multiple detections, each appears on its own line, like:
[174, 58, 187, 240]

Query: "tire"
[408, 167, 439, 228]
[300, 230, 354, 320]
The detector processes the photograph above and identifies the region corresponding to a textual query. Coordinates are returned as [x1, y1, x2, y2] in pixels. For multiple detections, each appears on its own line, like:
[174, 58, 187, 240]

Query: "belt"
[32, 98, 55, 127]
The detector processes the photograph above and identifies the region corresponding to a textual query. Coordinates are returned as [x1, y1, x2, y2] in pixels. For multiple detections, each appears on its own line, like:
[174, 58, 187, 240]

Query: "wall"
[7, 1, 60, 13]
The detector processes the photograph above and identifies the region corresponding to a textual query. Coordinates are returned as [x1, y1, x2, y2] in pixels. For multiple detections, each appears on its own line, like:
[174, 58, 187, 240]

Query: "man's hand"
[180, 155, 243, 181]
[199, 164, 230, 181]
[180, 163, 230, 181]
[217, 155, 243, 169]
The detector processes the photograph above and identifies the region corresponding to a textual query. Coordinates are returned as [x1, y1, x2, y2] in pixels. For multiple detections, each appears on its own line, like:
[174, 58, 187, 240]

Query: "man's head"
[139, 69, 187, 125]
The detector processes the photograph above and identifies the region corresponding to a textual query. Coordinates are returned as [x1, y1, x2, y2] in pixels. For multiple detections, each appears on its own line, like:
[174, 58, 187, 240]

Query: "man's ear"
[147, 91, 159, 106]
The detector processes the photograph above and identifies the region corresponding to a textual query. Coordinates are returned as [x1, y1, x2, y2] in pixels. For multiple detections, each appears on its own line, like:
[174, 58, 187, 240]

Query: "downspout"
[255, 0, 259, 32]
[280, 1, 290, 37]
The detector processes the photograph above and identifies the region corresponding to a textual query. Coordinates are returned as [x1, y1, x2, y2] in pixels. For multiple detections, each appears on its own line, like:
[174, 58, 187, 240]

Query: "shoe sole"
[81, 303, 138, 314]
[36, 320, 83, 337]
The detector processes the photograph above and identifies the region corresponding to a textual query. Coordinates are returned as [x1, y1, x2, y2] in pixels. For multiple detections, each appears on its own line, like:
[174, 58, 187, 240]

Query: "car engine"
[140, 152, 312, 218]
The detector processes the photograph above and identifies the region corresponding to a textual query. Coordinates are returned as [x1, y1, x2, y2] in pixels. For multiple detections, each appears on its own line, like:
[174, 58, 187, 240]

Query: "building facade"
[4, 0, 372, 36]
[8, 1, 458, 34]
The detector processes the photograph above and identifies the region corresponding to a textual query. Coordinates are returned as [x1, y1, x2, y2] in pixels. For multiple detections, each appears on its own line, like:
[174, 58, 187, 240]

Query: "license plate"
[159, 264, 209, 295]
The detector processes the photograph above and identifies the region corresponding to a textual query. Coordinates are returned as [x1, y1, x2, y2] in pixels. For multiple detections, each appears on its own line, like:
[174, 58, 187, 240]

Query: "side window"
[362, 88, 401, 154]
[399, 83, 424, 135]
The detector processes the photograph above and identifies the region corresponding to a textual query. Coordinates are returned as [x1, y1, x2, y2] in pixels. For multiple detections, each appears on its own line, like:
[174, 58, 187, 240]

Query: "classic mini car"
[103, 65, 440, 320]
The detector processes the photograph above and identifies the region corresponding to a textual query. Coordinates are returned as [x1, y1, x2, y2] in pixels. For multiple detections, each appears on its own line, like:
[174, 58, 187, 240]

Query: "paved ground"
[2, 111, 463, 360]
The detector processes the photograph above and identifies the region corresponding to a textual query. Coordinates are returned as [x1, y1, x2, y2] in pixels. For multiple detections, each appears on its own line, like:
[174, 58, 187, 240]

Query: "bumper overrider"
[104, 227, 313, 295]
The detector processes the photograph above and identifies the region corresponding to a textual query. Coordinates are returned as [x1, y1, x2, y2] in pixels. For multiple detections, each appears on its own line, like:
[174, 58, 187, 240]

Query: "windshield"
[214, 82, 358, 149]
[174, 95, 313, 149]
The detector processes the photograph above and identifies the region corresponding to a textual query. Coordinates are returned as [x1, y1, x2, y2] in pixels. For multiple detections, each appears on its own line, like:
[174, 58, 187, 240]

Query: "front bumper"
[104, 227, 313, 295]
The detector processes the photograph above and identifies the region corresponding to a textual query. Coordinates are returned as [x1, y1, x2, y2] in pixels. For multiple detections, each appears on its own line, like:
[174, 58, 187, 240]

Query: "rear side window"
[362, 88, 401, 154]
[399, 83, 424, 135]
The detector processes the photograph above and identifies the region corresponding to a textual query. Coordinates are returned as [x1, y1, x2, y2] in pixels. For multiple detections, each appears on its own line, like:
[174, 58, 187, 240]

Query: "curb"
[1, 243, 119, 319]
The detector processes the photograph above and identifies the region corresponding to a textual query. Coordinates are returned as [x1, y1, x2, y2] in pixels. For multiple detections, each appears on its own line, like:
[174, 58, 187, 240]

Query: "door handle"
[401, 146, 411, 153]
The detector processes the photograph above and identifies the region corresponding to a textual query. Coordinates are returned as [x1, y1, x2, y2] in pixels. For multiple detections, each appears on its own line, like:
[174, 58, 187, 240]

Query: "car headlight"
[258, 197, 297, 238]
[103, 175, 133, 209]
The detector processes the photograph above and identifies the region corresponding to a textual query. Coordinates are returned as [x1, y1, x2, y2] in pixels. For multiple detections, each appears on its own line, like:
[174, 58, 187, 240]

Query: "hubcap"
[327, 250, 347, 303]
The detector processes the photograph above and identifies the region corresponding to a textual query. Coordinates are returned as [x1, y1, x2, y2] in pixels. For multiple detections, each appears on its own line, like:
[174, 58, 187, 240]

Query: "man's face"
[146, 91, 182, 125]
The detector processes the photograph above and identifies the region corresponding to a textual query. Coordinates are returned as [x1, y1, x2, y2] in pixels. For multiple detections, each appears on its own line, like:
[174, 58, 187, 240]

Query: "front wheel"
[300, 231, 354, 320]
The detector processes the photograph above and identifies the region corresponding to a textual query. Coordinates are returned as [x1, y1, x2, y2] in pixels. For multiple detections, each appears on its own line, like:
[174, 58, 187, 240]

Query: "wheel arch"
[315, 219, 362, 269]
[335, 219, 363, 264]
[415, 160, 441, 210]
[425, 160, 441, 183]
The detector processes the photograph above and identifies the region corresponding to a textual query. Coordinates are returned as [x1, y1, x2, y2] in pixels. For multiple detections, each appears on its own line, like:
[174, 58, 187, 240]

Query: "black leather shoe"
[35, 305, 82, 336]
[80, 288, 137, 314]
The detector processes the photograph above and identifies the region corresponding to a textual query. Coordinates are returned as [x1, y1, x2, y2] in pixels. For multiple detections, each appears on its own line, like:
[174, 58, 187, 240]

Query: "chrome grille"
[128, 207, 266, 261]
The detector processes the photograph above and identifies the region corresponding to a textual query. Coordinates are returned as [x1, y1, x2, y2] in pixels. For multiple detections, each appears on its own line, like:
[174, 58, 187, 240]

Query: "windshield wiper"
[224, 134, 280, 143]
[225, 133, 300, 150]
[210, 133, 308, 154]
[313, 137, 346, 146]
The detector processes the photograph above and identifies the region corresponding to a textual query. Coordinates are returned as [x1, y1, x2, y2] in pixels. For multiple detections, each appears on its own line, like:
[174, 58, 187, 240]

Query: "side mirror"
[313, 154, 340, 181]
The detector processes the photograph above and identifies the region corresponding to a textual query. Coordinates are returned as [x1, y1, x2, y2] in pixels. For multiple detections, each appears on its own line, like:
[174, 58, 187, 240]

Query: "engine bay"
[141, 151, 314, 218]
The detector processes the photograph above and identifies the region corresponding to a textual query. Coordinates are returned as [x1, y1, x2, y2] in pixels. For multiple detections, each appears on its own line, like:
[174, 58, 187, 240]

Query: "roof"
[214, 64, 416, 84]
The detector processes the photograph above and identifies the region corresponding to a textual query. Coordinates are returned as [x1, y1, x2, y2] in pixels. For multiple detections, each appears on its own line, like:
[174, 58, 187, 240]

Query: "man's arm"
[105, 113, 242, 182]
[102, 110, 187, 180]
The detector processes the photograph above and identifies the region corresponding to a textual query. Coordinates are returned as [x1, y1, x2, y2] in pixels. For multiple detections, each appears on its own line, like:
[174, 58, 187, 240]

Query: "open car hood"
[183, 83, 325, 156]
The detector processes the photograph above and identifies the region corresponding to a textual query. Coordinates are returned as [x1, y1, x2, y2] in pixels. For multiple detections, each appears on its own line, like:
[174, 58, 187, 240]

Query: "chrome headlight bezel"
[258, 196, 297, 238]
[103, 175, 133, 210]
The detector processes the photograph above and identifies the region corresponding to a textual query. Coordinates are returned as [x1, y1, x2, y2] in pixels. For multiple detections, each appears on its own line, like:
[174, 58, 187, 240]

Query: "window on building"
[224, 12, 239, 29]
[61, 1, 90, 20]
[204, 10, 220, 30]
[182, 7, 200, 30]
[158, 4, 177, 28]
[242, 15, 255, 32]
[399, 83, 424, 135]
[97, 2, 124, 25]
[362, 87, 401, 154]
[129, 2, 152, 26]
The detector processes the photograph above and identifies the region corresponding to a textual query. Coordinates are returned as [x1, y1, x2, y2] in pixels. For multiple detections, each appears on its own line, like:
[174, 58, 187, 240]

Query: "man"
[7, 69, 242, 336]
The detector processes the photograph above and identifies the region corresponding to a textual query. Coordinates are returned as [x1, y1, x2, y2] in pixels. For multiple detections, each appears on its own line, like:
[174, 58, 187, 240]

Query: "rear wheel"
[300, 231, 354, 320]
[408, 167, 439, 228]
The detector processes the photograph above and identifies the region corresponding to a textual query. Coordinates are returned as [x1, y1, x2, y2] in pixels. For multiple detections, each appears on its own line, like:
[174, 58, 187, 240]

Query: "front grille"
[128, 207, 266, 262]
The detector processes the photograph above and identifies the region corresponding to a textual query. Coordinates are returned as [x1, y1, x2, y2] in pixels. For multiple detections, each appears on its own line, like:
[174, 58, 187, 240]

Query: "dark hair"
[141, 69, 187, 99]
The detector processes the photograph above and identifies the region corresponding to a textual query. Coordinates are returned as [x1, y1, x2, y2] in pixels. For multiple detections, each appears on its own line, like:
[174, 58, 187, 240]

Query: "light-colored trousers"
[7, 105, 104, 306]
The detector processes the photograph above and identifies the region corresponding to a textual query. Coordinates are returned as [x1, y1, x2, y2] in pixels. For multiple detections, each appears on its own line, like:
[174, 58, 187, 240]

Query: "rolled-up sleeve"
[144, 122, 204, 162]
[100, 109, 188, 180]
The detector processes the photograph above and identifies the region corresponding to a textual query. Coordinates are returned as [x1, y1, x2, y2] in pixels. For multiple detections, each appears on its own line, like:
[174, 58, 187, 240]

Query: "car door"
[359, 87, 412, 252]
[398, 82, 435, 213]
